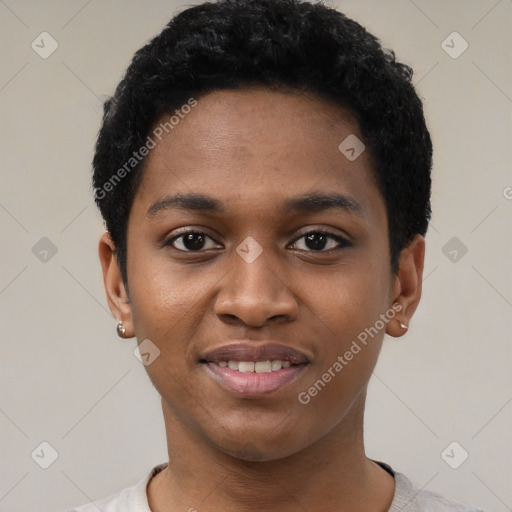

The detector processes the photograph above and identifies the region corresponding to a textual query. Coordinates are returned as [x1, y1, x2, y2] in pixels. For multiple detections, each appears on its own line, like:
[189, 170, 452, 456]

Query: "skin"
[99, 88, 425, 512]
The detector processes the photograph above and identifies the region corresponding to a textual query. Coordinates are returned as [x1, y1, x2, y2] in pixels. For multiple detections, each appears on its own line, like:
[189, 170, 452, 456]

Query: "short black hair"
[92, 0, 432, 286]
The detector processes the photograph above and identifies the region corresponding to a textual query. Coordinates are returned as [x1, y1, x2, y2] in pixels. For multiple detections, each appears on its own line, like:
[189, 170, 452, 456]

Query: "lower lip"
[204, 362, 308, 398]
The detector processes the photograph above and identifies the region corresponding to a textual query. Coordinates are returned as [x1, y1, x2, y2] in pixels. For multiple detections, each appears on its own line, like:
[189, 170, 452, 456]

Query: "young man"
[69, 0, 485, 510]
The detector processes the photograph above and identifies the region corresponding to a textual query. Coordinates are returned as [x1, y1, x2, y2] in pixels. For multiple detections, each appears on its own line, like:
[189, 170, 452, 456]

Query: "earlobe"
[386, 235, 425, 339]
[98, 232, 135, 338]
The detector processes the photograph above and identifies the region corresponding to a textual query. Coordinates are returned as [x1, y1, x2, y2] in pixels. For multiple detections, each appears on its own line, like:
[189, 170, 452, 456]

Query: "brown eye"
[167, 231, 221, 252]
[290, 231, 351, 252]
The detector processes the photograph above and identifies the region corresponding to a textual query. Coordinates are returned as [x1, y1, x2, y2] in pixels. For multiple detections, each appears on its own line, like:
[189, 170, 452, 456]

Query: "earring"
[399, 321, 408, 331]
[116, 321, 127, 338]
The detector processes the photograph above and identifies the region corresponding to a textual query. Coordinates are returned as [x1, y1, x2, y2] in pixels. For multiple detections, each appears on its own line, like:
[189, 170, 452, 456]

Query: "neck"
[148, 391, 394, 512]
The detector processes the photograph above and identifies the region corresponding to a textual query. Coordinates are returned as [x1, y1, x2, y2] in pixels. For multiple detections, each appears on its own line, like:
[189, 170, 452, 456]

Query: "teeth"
[271, 360, 282, 371]
[255, 361, 272, 373]
[218, 360, 293, 373]
[238, 361, 255, 373]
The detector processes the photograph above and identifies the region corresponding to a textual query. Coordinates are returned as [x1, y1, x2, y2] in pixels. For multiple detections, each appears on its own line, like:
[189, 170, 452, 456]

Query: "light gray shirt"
[65, 462, 486, 511]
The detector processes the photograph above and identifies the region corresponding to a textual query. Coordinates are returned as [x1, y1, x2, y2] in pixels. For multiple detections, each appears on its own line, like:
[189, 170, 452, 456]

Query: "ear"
[386, 234, 425, 338]
[98, 232, 134, 338]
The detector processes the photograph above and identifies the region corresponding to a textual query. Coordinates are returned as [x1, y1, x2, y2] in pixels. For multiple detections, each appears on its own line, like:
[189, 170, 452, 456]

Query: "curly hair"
[92, 0, 432, 285]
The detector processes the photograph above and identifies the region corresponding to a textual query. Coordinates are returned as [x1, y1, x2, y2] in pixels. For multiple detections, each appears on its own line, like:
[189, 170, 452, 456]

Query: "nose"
[213, 249, 299, 328]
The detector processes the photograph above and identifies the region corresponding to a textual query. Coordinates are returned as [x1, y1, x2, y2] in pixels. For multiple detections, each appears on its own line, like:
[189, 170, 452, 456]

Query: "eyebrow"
[146, 192, 364, 218]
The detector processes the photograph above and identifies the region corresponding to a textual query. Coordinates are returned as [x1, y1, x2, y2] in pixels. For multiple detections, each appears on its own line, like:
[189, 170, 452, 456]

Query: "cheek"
[127, 255, 219, 380]
[313, 260, 391, 340]
[127, 268, 206, 402]
[299, 260, 390, 396]
[128, 251, 199, 332]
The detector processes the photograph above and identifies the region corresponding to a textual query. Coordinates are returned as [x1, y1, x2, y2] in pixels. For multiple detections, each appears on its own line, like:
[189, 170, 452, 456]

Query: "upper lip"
[201, 342, 310, 365]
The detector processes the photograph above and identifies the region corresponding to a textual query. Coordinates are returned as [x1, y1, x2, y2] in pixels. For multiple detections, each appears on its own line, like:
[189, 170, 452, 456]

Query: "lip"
[200, 342, 310, 398]
[204, 362, 308, 398]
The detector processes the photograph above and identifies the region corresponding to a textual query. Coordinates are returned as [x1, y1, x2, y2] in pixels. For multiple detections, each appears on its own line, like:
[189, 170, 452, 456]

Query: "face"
[100, 88, 423, 461]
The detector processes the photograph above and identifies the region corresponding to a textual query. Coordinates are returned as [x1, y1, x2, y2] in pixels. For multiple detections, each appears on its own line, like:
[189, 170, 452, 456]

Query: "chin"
[212, 431, 311, 463]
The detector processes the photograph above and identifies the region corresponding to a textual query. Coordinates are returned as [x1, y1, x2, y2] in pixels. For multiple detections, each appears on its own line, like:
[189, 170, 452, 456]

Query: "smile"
[214, 360, 292, 372]
[200, 341, 310, 398]
[202, 360, 308, 398]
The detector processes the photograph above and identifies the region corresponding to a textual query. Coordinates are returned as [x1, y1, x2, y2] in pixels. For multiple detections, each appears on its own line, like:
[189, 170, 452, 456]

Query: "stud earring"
[399, 321, 408, 331]
[116, 321, 127, 338]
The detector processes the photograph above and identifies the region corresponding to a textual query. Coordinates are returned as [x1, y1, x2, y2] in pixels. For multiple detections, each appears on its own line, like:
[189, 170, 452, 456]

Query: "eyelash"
[165, 229, 351, 253]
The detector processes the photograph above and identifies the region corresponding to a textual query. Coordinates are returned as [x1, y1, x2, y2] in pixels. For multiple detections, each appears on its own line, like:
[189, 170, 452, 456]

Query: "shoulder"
[392, 471, 487, 512]
[61, 463, 168, 512]
[62, 489, 122, 512]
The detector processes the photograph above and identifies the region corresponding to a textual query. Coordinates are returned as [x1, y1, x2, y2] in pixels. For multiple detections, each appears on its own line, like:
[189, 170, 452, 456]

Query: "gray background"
[0, 0, 511, 510]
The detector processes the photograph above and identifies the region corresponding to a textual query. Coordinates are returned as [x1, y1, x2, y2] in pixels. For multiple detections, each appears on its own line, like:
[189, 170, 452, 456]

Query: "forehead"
[133, 88, 384, 225]
[146, 88, 362, 166]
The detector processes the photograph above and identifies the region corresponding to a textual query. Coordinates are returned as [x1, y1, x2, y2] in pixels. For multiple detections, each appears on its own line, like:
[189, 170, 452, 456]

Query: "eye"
[166, 231, 221, 252]
[290, 230, 351, 252]
[165, 229, 350, 253]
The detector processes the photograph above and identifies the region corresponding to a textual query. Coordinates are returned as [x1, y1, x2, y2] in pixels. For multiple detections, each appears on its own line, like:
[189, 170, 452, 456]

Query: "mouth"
[200, 342, 310, 398]
[207, 359, 295, 372]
